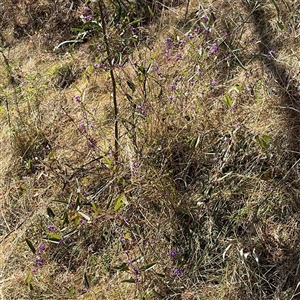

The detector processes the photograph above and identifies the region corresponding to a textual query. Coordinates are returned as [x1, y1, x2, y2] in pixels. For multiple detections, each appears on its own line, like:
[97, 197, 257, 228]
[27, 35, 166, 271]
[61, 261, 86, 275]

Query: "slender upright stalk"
[98, 1, 119, 163]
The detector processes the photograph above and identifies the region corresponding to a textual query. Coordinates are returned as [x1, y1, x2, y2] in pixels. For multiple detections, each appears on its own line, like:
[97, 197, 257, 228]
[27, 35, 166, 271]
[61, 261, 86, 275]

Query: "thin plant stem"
[98, 0, 119, 163]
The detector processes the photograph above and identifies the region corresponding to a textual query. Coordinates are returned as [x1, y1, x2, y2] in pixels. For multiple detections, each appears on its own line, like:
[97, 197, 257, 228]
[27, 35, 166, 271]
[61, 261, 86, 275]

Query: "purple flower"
[268, 50, 276, 58]
[194, 26, 201, 34]
[83, 15, 92, 22]
[133, 162, 139, 168]
[79, 122, 86, 133]
[179, 40, 186, 48]
[115, 23, 120, 28]
[136, 105, 146, 116]
[171, 83, 177, 91]
[210, 80, 217, 87]
[39, 243, 46, 251]
[204, 28, 211, 35]
[97, 44, 102, 51]
[202, 15, 209, 22]
[133, 267, 140, 275]
[165, 37, 173, 48]
[168, 95, 174, 101]
[94, 62, 104, 69]
[59, 239, 65, 245]
[267, 187, 273, 191]
[168, 249, 179, 259]
[35, 257, 43, 267]
[185, 33, 194, 39]
[211, 44, 218, 54]
[153, 65, 160, 72]
[173, 268, 183, 276]
[177, 53, 183, 60]
[87, 137, 97, 150]
[213, 157, 218, 162]
[68, 201, 75, 209]
[83, 6, 90, 12]
[47, 224, 54, 231]
[74, 95, 80, 103]
[37, 243, 46, 255]
[80, 218, 86, 224]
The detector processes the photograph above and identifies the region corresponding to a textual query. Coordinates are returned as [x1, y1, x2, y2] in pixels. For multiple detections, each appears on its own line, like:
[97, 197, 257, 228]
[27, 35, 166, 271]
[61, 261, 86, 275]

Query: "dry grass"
[1, 0, 300, 299]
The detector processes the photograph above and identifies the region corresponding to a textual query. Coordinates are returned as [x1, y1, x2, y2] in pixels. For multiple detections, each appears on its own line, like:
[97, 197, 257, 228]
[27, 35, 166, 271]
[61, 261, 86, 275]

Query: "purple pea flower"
[210, 80, 217, 87]
[83, 6, 90, 12]
[211, 44, 218, 54]
[83, 15, 92, 22]
[168, 249, 179, 259]
[173, 268, 183, 276]
[74, 95, 80, 102]
[47, 224, 54, 231]
[35, 257, 43, 267]
[202, 15, 209, 22]
[79, 122, 86, 133]
[171, 83, 177, 91]
[268, 50, 276, 58]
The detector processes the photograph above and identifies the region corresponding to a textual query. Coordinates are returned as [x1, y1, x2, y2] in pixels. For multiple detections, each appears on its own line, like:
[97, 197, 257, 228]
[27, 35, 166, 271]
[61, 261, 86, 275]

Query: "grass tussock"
[1, 0, 300, 299]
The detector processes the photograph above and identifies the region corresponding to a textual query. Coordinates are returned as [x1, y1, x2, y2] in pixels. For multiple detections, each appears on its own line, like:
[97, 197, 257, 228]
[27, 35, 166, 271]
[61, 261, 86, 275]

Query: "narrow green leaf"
[69, 285, 75, 297]
[140, 262, 156, 271]
[112, 262, 129, 271]
[209, 12, 216, 25]
[47, 207, 55, 218]
[114, 194, 126, 211]
[25, 273, 33, 290]
[25, 238, 36, 254]
[84, 272, 90, 288]
[46, 233, 62, 241]
[48, 149, 55, 160]
[127, 80, 136, 92]
[138, 65, 146, 74]
[62, 211, 69, 225]
[224, 94, 233, 107]
[147, 5, 154, 17]
[91, 202, 100, 212]
[26, 159, 31, 170]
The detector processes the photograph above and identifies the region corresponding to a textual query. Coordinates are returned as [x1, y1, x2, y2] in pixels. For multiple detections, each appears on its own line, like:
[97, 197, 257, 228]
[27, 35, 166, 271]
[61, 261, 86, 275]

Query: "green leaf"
[84, 272, 90, 288]
[140, 262, 156, 271]
[255, 134, 270, 149]
[127, 80, 136, 92]
[209, 12, 216, 25]
[47, 207, 55, 218]
[25, 239, 36, 254]
[91, 202, 101, 212]
[46, 233, 62, 242]
[224, 94, 233, 107]
[138, 65, 146, 74]
[48, 149, 55, 160]
[147, 5, 154, 17]
[277, 21, 285, 30]
[114, 194, 126, 212]
[112, 262, 129, 271]
[62, 211, 69, 225]
[69, 285, 75, 297]
[25, 273, 33, 290]
[26, 159, 31, 170]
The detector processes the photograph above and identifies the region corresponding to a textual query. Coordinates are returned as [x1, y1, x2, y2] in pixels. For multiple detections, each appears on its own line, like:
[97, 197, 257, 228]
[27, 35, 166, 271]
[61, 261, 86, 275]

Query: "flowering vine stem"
[98, 0, 119, 163]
